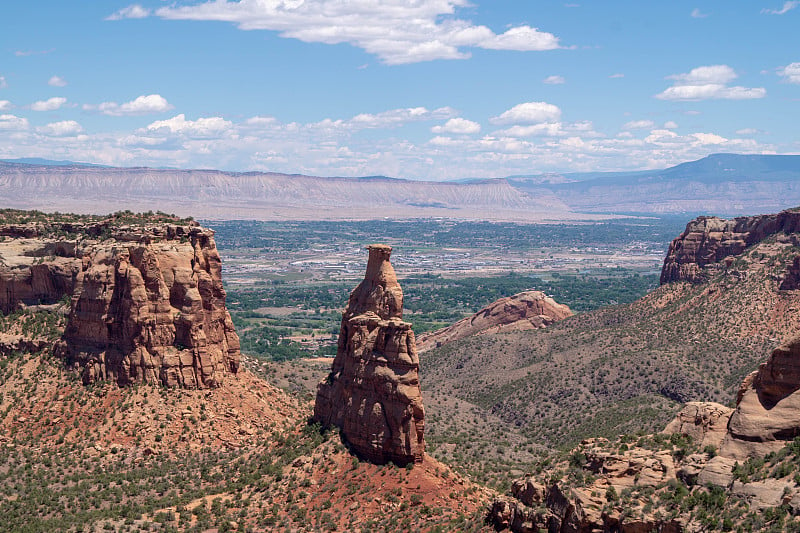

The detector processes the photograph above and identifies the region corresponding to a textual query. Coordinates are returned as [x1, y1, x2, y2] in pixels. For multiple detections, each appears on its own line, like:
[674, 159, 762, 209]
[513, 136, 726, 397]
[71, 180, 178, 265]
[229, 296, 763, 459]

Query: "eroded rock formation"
[314, 244, 425, 465]
[416, 290, 572, 352]
[0, 217, 240, 388]
[722, 336, 800, 458]
[660, 209, 800, 284]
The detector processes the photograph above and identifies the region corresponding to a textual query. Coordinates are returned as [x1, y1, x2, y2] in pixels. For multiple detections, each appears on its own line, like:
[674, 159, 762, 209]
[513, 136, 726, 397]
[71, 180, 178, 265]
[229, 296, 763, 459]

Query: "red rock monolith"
[314, 244, 425, 465]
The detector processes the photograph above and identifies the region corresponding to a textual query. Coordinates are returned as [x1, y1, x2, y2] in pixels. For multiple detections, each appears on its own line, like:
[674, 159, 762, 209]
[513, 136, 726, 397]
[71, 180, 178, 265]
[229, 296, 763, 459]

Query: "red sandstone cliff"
[314, 244, 425, 465]
[0, 217, 240, 388]
[660, 208, 800, 284]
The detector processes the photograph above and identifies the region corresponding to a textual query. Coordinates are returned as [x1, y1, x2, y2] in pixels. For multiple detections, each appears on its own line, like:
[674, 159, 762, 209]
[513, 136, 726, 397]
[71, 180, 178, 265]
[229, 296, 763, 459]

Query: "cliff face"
[314, 244, 425, 465]
[660, 209, 800, 284]
[417, 290, 572, 352]
[0, 217, 240, 388]
[722, 337, 800, 458]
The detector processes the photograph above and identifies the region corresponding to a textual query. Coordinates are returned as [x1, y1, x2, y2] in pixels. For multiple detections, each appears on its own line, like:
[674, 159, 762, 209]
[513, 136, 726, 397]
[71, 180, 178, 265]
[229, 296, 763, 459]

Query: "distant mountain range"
[1, 153, 799, 220]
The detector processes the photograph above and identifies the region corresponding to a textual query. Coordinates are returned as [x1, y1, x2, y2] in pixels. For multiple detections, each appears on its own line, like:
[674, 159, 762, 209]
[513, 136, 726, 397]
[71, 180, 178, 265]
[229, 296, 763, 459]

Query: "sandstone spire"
[314, 244, 425, 465]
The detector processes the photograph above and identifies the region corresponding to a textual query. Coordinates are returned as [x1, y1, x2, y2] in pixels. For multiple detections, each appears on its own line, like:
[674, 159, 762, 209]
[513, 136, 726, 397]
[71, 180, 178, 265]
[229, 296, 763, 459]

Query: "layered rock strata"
[660, 208, 800, 284]
[314, 244, 425, 465]
[417, 290, 572, 352]
[0, 218, 240, 388]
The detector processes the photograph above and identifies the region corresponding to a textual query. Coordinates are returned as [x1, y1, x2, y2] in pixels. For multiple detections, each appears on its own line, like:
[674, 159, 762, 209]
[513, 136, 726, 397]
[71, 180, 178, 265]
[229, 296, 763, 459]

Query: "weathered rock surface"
[723, 336, 800, 459]
[314, 244, 425, 465]
[660, 209, 800, 284]
[0, 217, 240, 388]
[662, 402, 733, 450]
[416, 290, 572, 352]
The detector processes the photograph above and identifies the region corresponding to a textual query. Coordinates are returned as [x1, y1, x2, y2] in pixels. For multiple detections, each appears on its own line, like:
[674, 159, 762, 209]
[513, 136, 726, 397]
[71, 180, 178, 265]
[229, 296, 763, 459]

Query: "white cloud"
[663, 121, 679, 129]
[779, 62, 800, 84]
[0, 101, 10, 111]
[690, 8, 708, 18]
[106, 4, 150, 20]
[491, 102, 561, 125]
[37, 120, 83, 137]
[762, 1, 798, 14]
[431, 117, 481, 135]
[692, 132, 727, 145]
[48, 75, 67, 87]
[30, 97, 67, 111]
[0, 114, 29, 130]
[146, 114, 233, 137]
[656, 65, 766, 100]
[308, 106, 457, 132]
[495, 123, 563, 137]
[153, 0, 562, 64]
[609, 73, 624, 79]
[86, 94, 173, 116]
[0, 76, 7, 89]
[543, 75, 565, 85]
[623, 120, 655, 130]
[736, 128, 760, 135]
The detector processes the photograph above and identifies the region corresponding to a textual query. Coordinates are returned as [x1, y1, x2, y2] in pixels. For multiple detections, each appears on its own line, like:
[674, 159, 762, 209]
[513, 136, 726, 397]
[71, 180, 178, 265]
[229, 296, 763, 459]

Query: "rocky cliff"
[660, 208, 800, 284]
[314, 244, 425, 465]
[416, 290, 572, 352]
[0, 213, 240, 388]
[722, 336, 800, 459]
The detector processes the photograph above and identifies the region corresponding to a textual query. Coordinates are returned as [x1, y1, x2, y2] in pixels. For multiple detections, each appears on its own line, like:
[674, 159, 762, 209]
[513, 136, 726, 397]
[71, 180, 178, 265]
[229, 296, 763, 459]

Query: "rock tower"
[314, 244, 425, 465]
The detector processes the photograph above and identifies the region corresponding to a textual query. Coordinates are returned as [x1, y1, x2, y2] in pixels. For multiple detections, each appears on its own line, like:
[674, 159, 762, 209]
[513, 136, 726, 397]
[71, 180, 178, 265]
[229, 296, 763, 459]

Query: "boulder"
[662, 402, 733, 450]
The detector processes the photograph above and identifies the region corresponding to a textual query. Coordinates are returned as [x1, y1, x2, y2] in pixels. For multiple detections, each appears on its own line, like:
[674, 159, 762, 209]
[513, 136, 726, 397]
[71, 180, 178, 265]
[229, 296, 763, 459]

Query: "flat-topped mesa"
[660, 209, 800, 284]
[314, 245, 425, 465]
[54, 225, 240, 389]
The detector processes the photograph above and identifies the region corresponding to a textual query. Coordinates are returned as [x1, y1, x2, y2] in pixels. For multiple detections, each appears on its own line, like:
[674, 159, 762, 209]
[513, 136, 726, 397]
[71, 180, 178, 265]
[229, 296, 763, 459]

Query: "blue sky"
[0, 1, 798, 179]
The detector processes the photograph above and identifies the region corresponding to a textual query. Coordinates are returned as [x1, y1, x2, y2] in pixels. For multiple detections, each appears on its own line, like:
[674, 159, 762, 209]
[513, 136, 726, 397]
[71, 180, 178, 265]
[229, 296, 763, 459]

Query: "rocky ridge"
[314, 244, 425, 465]
[660, 208, 800, 284]
[0, 213, 240, 388]
[417, 290, 572, 352]
[489, 206, 800, 532]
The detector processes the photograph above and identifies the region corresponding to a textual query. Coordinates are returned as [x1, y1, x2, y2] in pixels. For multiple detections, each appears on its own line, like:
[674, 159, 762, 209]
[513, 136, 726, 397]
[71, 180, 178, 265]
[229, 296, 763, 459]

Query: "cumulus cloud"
[150, 0, 562, 64]
[663, 121, 679, 129]
[623, 120, 655, 130]
[762, 1, 798, 14]
[736, 128, 760, 135]
[543, 75, 565, 85]
[431, 117, 481, 135]
[0, 101, 10, 111]
[656, 65, 766, 100]
[0, 76, 7, 89]
[779, 62, 800, 84]
[491, 102, 561, 125]
[146, 114, 233, 137]
[690, 8, 708, 18]
[308, 106, 457, 132]
[37, 120, 83, 137]
[0, 114, 29, 130]
[609, 73, 624, 79]
[494, 123, 563, 137]
[85, 94, 173, 116]
[106, 4, 150, 20]
[30, 97, 67, 111]
[48, 75, 67, 87]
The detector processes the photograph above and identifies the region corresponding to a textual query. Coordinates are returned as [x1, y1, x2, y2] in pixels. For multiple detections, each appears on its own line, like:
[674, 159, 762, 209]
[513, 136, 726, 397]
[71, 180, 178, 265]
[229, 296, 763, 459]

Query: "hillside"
[421, 208, 800, 450]
[0, 211, 495, 531]
[2, 154, 800, 220]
